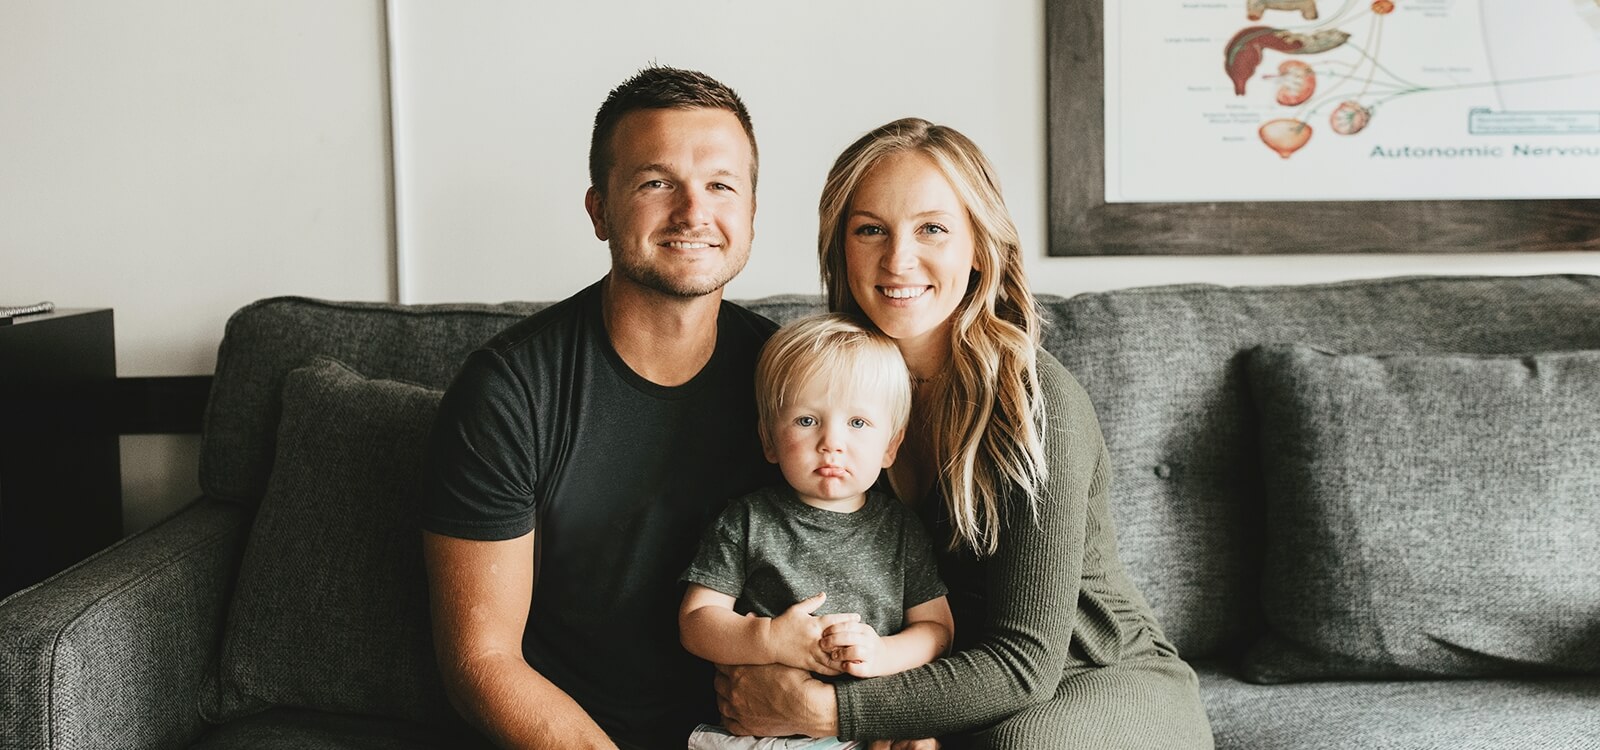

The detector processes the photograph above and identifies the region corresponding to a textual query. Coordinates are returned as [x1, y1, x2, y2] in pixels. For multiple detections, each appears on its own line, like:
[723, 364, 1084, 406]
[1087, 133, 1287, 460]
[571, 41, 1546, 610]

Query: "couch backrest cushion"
[1043, 274, 1600, 660]
[200, 295, 823, 505]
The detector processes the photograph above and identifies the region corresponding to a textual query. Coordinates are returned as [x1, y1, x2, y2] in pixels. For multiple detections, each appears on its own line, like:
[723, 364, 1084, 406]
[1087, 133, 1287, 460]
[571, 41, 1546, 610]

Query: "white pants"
[687, 723, 862, 749]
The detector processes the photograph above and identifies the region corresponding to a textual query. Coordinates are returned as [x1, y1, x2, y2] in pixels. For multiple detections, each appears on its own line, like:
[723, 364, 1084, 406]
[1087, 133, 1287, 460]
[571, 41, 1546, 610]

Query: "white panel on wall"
[0, 0, 396, 532]
[0, 0, 395, 378]
[392, 0, 1598, 305]
[391, 0, 1046, 303]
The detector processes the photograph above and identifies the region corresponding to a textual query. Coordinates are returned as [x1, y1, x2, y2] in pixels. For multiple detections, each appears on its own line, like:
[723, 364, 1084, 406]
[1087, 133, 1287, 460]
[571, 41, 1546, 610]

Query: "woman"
[714, 118, 1214, 748]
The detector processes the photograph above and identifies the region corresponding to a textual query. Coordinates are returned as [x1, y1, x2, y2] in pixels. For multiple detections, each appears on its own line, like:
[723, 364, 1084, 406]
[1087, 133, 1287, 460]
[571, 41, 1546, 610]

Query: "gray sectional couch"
[2, 274, 1598, 749]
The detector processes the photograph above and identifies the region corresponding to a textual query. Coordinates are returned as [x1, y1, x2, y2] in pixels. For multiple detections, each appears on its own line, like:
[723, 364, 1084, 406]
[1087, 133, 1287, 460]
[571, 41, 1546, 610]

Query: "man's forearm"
[447, 649, 616, 750]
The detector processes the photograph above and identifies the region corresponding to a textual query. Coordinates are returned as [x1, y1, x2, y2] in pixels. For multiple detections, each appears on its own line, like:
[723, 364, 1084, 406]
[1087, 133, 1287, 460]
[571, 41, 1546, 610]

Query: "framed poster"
[1047, 0, 1600, 255]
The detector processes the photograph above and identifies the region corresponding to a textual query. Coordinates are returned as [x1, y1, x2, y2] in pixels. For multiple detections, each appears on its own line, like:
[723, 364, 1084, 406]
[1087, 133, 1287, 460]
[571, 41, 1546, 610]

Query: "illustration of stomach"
[1260, 119, 1313, 158]
[1275, 61, 1316, 105]
[1329, 101, 1372, 134]
[1226, 27, 1351, 95]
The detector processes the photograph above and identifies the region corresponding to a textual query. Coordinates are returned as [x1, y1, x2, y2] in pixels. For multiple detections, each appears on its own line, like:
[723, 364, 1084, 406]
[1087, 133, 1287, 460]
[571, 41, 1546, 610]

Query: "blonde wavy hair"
[817, 117, 1046, 556]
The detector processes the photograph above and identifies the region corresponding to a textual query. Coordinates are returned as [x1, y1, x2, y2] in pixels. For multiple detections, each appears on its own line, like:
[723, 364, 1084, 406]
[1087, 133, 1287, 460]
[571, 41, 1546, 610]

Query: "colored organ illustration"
[1329, 100, 1372, 134]
[1273, 61, 1317, 105]
[1248, 0, 1321, 20]
[1225, 27, 1350, 96]
[1260, 119, 1314, 158]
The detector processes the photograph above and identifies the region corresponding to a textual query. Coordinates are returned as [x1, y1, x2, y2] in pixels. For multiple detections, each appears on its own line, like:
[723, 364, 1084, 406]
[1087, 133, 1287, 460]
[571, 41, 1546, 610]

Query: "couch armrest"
[0, 497, 251, 750]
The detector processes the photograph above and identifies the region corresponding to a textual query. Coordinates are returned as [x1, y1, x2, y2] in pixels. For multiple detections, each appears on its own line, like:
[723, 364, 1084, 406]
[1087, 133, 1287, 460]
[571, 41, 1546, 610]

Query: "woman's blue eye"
[849, 418, 868, 429]
[795, 416, 817, 427]
[854, 225, 885, 236]
[923, 223, 947, 234]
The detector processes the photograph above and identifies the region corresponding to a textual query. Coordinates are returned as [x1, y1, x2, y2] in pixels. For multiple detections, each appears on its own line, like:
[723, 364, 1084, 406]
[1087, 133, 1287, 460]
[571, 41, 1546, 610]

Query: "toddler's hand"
[821, 620, 885, 677]
[769, 592, 858, 676]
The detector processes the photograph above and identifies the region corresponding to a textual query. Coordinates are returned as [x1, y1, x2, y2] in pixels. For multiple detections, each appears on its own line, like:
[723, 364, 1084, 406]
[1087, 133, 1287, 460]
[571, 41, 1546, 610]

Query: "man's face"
[585, 108, 756, 299]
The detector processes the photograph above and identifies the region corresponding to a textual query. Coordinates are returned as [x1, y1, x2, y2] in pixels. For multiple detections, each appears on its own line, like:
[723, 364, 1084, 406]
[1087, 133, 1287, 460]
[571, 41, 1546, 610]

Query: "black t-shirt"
[422, 279, 777, 748]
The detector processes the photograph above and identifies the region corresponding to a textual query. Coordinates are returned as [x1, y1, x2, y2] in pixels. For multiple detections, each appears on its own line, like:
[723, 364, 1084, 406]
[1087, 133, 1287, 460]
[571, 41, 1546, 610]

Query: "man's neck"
[600, 273, 723, 387]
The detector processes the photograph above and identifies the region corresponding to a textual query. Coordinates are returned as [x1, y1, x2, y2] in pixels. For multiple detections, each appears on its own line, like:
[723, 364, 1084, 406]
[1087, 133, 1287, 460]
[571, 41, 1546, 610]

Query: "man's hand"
[768, 593, 858, 675]
[820, 619, 886, 677]
[714, 663, 837, 738]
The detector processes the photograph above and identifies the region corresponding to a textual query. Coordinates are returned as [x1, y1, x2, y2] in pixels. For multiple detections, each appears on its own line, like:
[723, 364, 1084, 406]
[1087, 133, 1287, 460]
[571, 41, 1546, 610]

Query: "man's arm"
[822, 596, 954, 678]
[424, 529, 616, 750]
[679, 585, 853, 675]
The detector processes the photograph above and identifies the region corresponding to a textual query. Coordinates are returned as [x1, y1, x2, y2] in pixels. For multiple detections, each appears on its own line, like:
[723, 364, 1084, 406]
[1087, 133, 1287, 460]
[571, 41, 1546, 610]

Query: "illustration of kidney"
[1260, 118, 1313, 158]
[1275, 61, 1316, 105]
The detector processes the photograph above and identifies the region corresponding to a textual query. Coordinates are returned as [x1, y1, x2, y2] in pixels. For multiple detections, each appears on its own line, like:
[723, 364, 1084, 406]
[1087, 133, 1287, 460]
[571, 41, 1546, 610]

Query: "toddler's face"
[763, 376, 904, 512]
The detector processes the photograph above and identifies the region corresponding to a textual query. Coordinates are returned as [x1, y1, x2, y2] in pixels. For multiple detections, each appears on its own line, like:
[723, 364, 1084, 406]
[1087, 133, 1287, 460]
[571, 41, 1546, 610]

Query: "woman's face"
[843, 151, 977, 360]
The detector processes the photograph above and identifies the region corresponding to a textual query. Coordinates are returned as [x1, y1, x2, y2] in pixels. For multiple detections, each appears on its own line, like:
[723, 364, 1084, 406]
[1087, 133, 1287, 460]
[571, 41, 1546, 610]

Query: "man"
[421, 66, 776, 750]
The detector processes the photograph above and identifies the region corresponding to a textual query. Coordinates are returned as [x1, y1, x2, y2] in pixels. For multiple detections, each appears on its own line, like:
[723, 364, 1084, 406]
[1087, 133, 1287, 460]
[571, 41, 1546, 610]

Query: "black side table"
[0, 308, 122, 598]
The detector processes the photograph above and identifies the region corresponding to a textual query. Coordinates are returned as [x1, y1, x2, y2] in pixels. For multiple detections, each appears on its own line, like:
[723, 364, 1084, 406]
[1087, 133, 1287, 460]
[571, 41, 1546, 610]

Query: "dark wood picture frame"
[1045, 0, 1600, 256]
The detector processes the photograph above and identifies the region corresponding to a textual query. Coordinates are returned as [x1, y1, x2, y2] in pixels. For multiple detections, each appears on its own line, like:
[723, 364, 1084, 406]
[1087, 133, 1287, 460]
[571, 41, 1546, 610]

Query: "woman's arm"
[834, 358, 1104, 739]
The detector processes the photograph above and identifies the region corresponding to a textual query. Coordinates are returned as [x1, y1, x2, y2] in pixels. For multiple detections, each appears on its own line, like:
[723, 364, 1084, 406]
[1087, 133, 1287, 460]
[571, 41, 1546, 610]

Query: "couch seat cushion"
[1244, 345, 1600, 682]
[1198, 665, 1600, 750]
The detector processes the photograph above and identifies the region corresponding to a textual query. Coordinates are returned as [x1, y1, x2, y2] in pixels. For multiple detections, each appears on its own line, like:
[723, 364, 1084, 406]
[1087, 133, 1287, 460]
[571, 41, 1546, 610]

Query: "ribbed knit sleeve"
[834, 354, 1109, 740]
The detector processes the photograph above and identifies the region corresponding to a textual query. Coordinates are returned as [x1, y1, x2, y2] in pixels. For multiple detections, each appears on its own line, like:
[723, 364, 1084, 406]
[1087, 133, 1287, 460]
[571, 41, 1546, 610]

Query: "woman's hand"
[867, 739, 941, 750]
[714, 663, 838, 738]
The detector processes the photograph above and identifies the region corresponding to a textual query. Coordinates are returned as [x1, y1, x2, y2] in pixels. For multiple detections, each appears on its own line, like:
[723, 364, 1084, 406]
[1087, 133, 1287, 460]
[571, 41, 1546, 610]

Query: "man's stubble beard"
[607, 231, 752, 299]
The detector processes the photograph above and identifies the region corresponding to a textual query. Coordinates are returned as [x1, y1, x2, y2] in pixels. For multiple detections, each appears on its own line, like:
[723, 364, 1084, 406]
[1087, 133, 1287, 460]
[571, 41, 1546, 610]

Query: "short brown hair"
[589, 66, 758, 194]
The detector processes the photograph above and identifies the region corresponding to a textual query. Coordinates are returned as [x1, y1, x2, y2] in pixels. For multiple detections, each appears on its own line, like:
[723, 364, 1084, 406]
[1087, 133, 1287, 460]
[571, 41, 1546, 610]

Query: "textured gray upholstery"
[204, 359, 458, 728]
[0, 499, 249, 750]
[1044, 274, 1600, 660]
[7, 276, 1599, 748]
[1244, 345, 1600, 682]
[1199, 666, 1600, 750]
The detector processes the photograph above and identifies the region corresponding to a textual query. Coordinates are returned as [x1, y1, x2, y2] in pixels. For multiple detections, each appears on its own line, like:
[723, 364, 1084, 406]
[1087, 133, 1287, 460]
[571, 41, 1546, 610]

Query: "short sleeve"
[680, 499, 751, 598]
[898, 505, 948, 610]
[421, 348, 541, 540]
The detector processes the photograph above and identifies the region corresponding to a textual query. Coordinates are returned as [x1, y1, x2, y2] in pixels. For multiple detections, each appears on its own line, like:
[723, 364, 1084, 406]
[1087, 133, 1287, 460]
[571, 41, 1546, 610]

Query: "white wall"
[0, 1, 394, 532]
[390, 0, 1600, 305]
[2, 0, 1597, 533]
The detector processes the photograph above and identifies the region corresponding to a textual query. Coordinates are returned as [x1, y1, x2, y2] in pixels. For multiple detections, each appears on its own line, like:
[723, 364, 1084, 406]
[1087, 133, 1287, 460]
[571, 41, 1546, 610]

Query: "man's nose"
[672, 187, 711, 226]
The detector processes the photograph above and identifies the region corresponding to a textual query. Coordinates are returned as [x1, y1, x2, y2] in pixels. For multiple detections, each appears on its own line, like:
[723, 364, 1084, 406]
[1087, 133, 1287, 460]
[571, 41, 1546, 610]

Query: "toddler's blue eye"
[795, 416, 817, 427]
[849, 418, 868, 429]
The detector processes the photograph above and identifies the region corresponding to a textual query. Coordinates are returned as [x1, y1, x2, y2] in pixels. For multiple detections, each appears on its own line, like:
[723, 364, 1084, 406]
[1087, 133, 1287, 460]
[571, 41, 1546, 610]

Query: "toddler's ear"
[882, 428, 907, 467]
[759, 422, 778, 464]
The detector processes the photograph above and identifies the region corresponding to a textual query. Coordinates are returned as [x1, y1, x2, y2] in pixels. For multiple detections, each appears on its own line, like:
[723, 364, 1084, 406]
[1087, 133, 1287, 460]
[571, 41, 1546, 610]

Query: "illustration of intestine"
[1248, 0, 1321, 20]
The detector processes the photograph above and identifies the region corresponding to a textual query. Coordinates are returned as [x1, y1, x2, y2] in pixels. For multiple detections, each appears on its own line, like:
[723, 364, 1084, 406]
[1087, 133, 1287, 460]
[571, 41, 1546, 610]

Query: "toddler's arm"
[679, 584, 857, 675]
[821, 595, 954, 679]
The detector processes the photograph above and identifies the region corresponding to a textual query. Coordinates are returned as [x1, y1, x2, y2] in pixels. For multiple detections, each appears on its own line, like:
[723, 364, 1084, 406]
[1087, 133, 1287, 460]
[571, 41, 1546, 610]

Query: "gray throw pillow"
[203, 357, 458, 726]
[1242, 344, 1600, 683]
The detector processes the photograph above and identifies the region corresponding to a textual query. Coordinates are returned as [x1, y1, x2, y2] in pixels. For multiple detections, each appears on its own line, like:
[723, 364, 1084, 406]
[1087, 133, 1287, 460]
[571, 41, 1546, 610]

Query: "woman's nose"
[881, 234, 917, 273]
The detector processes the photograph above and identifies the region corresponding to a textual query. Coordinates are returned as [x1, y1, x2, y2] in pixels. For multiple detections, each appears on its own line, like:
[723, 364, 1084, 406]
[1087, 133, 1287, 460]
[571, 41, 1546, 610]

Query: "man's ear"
[882, 427, 906, 467]
[584, 187, 608, 241]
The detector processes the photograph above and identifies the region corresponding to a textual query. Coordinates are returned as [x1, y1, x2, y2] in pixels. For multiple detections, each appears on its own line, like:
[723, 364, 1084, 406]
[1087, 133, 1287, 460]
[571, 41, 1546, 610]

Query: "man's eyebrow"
[630, 164, 746, 182]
